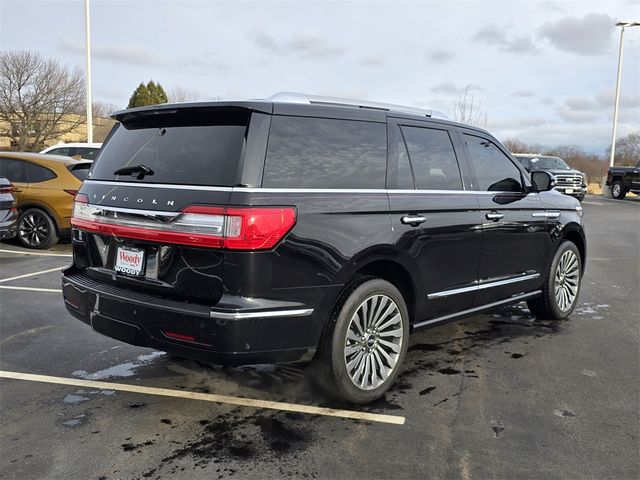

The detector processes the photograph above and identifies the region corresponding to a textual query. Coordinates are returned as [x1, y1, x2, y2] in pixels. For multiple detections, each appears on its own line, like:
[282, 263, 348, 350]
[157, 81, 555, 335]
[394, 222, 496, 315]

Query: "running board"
[412, 290, 542, 330]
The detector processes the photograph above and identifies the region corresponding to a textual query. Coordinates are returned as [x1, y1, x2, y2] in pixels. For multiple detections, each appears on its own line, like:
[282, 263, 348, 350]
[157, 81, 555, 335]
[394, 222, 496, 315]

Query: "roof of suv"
[111, 93, 490, 136]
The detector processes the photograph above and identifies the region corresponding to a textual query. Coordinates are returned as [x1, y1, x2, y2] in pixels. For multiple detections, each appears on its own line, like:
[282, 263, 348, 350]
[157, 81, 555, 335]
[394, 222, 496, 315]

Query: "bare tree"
[606, 131, 640, 166]
[92, 100, 119, 119]
[449, 85, 487, 127]
[0, 50, 86, 151]
[168, 86, 202, 103]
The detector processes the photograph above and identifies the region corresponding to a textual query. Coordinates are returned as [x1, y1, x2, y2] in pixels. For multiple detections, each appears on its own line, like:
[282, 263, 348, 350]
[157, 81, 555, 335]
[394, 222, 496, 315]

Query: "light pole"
[84, 0, 93, 143]
[609, 21, 639, 168]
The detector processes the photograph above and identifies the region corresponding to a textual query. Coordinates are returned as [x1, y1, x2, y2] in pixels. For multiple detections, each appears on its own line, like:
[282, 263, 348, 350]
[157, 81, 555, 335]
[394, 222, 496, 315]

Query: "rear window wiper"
[113, 164, 155, 180]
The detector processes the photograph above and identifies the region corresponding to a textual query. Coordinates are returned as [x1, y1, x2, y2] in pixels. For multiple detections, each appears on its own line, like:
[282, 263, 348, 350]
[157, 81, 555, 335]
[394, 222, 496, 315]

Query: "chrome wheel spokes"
[554, 250, 580, 311]
[19, 213, 49, 247]
[344, 294, 403, 390]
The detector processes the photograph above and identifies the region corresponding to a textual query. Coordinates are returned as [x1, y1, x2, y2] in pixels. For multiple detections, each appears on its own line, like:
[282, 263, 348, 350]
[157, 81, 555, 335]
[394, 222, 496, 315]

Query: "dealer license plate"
[114, 246, 145, 276]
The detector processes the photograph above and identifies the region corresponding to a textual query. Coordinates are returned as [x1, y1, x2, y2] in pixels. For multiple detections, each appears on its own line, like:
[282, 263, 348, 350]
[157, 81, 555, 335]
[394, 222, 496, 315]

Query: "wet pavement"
[0, 196, 638, 479]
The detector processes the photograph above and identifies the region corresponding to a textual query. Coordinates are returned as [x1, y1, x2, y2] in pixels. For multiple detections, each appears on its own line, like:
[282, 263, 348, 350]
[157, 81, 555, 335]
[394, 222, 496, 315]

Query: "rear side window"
[0, 158, 28, 183]
[25, 162, 56, 182]
[263, 116, 386, 189]
[68, 163, 91, 181]
[90, 109, 250, 186]
[401, 126, 462, 190]
[464, 134, 523, 192]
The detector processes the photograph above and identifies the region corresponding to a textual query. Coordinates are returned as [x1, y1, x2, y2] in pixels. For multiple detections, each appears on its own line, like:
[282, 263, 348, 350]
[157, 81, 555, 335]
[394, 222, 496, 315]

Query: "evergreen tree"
[127, 80, 168, 108]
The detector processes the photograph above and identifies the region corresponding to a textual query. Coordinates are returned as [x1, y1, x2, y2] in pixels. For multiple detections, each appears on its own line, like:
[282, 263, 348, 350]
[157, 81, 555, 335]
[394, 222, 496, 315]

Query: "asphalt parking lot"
[1, 195, 638, 480]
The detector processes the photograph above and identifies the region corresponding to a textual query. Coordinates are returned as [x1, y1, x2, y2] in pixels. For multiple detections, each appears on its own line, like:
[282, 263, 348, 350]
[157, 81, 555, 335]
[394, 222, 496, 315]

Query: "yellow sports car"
[0, 152, 92, 248]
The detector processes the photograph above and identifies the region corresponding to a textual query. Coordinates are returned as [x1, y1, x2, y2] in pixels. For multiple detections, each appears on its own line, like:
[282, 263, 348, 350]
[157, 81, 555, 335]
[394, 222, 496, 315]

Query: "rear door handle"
[401, 215, 427, 225]
[485, 213, 504, 221]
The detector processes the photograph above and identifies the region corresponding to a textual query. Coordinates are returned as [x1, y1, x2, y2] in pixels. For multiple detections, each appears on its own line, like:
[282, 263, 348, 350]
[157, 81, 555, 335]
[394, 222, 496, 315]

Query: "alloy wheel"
[19, 212, 50, 248]
[554, 250, 580, 311]
[343, 294, 404, 390]
[612, 183, 621, 197]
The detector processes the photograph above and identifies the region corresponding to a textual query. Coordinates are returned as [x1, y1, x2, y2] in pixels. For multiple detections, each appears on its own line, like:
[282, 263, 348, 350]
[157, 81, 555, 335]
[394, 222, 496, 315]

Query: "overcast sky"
[1, 0, 639, 153]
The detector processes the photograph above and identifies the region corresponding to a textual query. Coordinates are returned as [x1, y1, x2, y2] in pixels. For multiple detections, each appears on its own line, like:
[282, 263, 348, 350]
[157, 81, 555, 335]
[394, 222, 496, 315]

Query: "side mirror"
[531, 170, 555, 192]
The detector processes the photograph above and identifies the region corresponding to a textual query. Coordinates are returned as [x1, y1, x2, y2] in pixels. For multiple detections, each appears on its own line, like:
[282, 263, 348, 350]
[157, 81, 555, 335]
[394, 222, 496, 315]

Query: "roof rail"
[266, 92, 449, 120]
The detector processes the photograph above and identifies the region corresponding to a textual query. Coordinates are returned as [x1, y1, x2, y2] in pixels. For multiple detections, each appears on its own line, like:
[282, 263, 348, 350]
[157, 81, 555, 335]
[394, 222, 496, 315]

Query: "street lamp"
[84, 0, 93, 143]
[609, 21, 639, 168]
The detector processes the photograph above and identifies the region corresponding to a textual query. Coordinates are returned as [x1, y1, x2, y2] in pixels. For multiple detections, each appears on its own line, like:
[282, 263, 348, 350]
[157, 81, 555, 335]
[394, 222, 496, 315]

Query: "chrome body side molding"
[413, 291, 541, 330]
[427, 273, 540, 299]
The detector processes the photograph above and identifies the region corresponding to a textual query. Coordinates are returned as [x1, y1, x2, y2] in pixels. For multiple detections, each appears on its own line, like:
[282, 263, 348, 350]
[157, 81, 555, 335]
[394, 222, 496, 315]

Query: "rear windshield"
[67, 163, 91, 181]
[90, 109, 249, 186]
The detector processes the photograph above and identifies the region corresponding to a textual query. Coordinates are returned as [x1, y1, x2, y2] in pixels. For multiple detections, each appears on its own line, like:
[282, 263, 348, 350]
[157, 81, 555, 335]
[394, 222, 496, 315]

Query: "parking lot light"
[609, 21, 640, 168]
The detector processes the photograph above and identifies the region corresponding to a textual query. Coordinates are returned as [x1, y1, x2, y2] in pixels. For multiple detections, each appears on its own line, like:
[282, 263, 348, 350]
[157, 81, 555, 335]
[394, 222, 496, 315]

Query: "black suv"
[62, 93, 586, 403]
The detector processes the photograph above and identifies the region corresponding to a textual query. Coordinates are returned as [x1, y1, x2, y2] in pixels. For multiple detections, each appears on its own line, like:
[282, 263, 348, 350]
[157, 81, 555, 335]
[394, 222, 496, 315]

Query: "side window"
[0, 158, 29, 183]
[401, 126, 462, 190]
[263, 116, 387, 189]
[78, 147, 100, 160]
[387, 125, 414, 189]
[25, 162, 56, 183]
[47, 147, 72, 156]
[464, 134, 523, 192]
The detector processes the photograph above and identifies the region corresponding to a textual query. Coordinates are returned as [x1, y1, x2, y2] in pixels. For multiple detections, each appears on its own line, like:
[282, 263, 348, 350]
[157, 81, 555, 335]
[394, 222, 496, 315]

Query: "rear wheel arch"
[17, 202, 62, 235]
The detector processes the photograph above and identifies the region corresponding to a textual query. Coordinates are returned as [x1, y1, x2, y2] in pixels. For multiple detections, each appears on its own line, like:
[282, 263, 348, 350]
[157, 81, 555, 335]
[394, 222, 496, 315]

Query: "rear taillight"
[0, 185, 14, 194]
[63, 189, 79, 196]
[71, 201, 296, 251]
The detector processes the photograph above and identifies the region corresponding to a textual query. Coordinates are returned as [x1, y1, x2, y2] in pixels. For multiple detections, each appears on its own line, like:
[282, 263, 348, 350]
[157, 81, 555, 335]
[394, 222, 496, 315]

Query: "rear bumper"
[61, 266, 319, 365]
[0, 217, 17, 239]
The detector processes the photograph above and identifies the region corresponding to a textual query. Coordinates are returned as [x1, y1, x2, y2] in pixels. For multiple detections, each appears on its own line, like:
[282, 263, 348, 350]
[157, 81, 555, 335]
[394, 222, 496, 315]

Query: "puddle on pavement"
[71, 352, 166, 380]
[130, 409, 318, 479]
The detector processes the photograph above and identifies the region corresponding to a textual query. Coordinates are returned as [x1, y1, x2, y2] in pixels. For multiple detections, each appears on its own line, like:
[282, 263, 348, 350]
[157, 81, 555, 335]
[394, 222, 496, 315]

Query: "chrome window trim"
[427, 272, 540, 299]
[85, 180, 528, 196]
[413, 291, 541, 329]
[209, 308, 314, 320]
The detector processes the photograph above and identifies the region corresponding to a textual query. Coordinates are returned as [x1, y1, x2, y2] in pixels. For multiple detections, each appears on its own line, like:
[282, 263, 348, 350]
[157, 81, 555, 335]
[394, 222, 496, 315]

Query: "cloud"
[360, 56, 385, 67]
[431, 81, 483, 95]
[427, 50, 455, 64]
[510, 90, 536, 98]
[59, 40, 163, 67]
[473, 26, 539, 54]
[249, 31, 346, 59]
[539, 13, 614, 55]
[556, 89, 640, 122]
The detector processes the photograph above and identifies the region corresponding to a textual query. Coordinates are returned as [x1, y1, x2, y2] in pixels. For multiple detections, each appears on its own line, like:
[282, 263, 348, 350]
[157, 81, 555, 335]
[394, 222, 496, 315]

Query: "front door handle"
[401, 215, 427, 225]
[485, 212, 504, 221]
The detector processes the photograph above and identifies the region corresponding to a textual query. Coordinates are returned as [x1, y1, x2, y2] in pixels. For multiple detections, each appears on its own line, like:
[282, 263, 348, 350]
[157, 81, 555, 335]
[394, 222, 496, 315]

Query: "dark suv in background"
[513, 154, 587, 202]
[62, 93, 586, 403]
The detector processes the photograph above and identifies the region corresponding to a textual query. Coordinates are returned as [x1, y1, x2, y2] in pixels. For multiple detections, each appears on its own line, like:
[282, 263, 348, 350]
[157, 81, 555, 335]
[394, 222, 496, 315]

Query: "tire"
[527, 241, 582, 320]
[310, 277, 410, 404]
[577, 194, 585, 203]
[17, 208, 59, 249]
[611, 180, 626, 200]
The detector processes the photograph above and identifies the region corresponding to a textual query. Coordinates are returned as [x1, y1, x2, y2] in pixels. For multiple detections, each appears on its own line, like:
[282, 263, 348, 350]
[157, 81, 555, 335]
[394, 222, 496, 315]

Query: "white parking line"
[0, 266, 66, 283]
[0, 370, 405, 425]
[0, 286, 62, 293]
[0, 249, 72, 257]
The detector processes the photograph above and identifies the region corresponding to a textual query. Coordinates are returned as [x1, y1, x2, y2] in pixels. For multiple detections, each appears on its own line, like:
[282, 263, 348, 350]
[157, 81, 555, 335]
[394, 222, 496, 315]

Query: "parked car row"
[0, 152, 93, 248]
